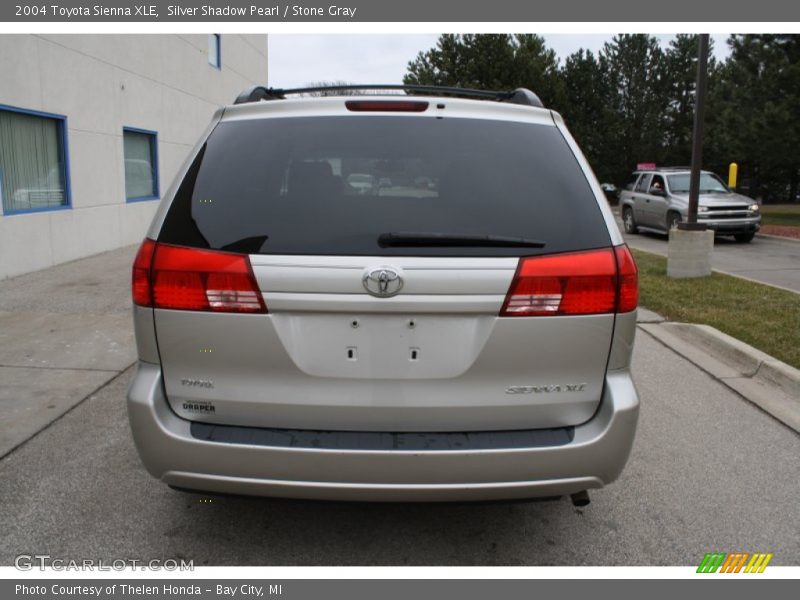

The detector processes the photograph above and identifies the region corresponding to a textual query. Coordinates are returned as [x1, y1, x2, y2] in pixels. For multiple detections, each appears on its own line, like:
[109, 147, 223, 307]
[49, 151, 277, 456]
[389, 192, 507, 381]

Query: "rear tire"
[734, 232, 755, 243]
[622, 206, 638, 234]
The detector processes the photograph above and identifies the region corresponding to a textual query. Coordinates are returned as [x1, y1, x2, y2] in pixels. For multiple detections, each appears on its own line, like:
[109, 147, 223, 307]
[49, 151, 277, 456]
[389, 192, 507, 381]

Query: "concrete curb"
[636, 307, 666, 323]
[638, 321, 800, 433]
[756, 232, 800, 244]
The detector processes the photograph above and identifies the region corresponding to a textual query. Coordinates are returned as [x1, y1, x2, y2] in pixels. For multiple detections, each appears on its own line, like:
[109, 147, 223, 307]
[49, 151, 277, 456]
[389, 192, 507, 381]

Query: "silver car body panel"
[155, 307, 617, 431]
[132, 305, 159, 364]
[606, 310, 637, 372]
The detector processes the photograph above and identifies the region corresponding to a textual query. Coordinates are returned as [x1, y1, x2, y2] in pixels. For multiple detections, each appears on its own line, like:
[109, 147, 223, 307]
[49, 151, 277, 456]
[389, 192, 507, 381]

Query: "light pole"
[667, 33, 715, 278]
[681, 33, 710, 230]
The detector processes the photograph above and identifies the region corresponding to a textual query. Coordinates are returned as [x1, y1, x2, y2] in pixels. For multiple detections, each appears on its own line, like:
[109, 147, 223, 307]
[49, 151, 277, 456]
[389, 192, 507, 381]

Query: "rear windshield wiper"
[378, 232, 546, 248]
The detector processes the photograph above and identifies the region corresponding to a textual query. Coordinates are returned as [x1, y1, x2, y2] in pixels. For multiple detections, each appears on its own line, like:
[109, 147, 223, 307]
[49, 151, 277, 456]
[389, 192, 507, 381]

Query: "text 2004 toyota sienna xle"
[127, 85, 639, 504]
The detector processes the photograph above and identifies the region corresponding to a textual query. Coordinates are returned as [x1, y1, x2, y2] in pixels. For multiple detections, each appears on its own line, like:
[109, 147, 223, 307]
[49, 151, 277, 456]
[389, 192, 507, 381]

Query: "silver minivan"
[127, 85, 640, 504]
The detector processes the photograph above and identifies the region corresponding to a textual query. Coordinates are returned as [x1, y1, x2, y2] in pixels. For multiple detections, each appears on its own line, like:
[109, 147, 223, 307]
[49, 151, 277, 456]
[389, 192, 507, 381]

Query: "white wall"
[0, 34, 268, 279]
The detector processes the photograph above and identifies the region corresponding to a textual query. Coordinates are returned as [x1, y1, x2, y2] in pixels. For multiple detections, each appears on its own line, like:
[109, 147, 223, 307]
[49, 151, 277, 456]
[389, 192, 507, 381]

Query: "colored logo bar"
[697, 552, 773, 573]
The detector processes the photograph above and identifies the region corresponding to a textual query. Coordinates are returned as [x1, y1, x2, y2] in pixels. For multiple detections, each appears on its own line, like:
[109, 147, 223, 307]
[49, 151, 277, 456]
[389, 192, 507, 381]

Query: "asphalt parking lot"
[0, 246, 798, 566]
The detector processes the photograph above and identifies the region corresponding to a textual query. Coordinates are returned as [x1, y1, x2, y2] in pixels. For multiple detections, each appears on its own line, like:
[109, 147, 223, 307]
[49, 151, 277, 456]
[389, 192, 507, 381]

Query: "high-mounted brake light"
[345, 100, 429, 112]
[131, 240, 266, 313]
[500, 246, 638, 317]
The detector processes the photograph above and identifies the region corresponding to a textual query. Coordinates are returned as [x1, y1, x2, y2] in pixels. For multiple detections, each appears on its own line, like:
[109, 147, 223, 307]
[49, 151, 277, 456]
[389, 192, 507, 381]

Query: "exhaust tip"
[570, 490, 590, 507]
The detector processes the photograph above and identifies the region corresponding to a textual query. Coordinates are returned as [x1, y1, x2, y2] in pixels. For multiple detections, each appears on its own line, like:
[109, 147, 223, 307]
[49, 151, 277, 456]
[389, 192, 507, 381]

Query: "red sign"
[637, 162, 657, 170]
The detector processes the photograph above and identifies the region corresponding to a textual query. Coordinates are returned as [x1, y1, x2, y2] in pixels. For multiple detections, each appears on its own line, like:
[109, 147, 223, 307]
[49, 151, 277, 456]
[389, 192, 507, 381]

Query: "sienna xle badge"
[127, 84, 640, 504]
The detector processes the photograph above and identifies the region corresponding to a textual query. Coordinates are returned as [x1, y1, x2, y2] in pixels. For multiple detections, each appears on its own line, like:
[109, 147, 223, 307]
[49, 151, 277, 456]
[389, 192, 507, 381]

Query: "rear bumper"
[126, 363, 639, 502]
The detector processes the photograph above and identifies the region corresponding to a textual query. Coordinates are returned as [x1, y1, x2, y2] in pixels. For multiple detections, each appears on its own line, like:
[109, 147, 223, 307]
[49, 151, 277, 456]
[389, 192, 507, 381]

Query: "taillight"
[132, 238, 156, 307]
[500, 246, 638, 317]
[614, 244, 639, 312]
[345, 100, 429, 112]
[131, 240, 266, 313]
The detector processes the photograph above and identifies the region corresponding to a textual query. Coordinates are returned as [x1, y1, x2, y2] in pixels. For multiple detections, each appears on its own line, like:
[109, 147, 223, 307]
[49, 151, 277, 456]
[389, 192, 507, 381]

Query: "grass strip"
[632, 248, 800, 369]
[761, 204, 800, 227]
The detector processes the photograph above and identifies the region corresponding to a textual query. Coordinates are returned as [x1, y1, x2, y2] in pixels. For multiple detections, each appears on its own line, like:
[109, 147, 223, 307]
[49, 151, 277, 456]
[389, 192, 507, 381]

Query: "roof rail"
[233, 84, 544, 108]
[634, 166, 696, 172]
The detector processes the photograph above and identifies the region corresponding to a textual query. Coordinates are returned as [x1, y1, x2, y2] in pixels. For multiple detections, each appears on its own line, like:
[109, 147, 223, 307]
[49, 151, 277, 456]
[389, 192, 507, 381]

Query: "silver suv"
[619, 168, 761, 243]
[127, 85, 640, 504]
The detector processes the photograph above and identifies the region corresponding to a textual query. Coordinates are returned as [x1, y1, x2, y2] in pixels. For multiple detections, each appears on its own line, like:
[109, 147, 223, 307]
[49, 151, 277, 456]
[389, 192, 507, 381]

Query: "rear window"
[159, 116, 611, 257]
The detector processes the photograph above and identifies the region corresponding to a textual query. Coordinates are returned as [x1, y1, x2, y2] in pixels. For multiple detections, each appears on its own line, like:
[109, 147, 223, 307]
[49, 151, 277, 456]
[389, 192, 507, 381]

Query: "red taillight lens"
[132, 238, 156, 307]
[615, 244, 639, 313]
[500, 246, 637, 317]
[132, 241, 266, 313]
[345, 100, 429, 112]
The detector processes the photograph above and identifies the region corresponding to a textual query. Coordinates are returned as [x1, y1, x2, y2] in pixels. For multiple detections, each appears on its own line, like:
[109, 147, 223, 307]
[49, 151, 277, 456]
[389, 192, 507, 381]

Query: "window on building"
[0, 106, 69, 215]
[123, 128, 159, 201]
[208, 34, 221, 69]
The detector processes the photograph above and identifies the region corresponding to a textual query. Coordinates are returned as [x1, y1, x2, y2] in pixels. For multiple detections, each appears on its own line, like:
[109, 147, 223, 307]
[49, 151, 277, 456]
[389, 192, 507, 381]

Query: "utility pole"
[668, 33, 714, 278]
[680, 33, 710, 230]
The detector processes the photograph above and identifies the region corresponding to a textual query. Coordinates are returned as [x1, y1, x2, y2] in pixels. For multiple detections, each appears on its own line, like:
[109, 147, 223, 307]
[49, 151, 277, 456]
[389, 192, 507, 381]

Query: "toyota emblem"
[362, 266, 403, 298]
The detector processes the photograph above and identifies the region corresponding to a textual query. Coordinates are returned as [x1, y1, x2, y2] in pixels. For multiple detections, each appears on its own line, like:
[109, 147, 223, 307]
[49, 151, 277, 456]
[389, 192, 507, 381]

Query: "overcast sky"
[268, 34, 731, 88]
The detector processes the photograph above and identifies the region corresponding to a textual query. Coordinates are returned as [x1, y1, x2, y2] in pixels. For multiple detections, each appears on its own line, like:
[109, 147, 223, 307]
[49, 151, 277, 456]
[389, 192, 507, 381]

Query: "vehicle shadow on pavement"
[167, 491, 582, 566]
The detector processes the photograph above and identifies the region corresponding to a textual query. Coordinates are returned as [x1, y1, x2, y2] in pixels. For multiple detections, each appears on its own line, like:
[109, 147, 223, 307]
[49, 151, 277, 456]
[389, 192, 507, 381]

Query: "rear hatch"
[146, 102, 628, 432]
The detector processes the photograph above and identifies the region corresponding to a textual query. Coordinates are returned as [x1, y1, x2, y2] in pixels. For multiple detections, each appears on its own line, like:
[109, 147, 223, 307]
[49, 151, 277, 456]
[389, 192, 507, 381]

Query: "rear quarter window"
[624, 173, 641, 191]
[159, 116, 611, 257]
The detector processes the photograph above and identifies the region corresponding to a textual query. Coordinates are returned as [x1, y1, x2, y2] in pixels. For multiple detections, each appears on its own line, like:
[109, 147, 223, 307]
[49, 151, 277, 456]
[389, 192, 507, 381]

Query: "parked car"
[128, 85, 640, 504]
[619, 167, 761, 243]
[600, 183, 618, 204]
[346, 172, 376, 195]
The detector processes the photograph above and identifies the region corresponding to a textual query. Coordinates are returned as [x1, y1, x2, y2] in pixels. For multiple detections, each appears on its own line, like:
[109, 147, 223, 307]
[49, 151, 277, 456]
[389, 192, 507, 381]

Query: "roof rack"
[633, 166, 696, 173]
[233, 84, 544, 108]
